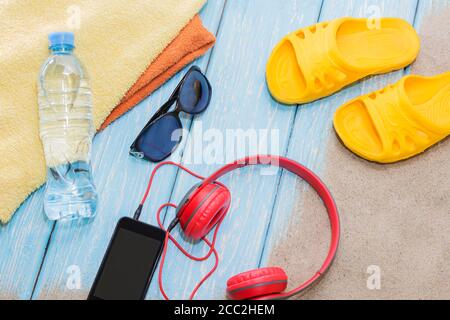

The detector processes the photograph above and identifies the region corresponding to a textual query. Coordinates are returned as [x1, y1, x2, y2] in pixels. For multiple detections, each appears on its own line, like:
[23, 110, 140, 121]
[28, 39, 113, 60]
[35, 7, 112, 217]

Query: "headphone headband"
[202, 155, 340, 300]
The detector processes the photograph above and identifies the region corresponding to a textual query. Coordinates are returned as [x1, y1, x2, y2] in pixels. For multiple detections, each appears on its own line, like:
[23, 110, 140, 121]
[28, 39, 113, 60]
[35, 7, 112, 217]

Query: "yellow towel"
[0, 0, 205, 223]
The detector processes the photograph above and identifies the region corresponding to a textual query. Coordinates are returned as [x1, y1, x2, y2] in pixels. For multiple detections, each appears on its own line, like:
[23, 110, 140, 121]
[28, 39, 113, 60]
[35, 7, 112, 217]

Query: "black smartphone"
[88, 217, 166, 300]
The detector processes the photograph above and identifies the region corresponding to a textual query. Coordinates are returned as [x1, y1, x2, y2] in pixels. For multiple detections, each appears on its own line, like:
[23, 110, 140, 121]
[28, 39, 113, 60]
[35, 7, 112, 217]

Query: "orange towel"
[100, 15, 215, 130]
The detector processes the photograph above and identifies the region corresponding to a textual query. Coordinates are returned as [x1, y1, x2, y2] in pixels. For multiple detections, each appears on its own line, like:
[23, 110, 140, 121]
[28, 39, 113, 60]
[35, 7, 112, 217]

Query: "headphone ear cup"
[177, 183, 231, 240]
[226, 267, 288, 300]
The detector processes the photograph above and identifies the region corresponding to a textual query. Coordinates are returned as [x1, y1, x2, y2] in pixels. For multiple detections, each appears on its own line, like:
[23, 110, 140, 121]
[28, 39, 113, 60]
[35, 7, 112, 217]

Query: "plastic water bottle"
[38, 32, 97, 220]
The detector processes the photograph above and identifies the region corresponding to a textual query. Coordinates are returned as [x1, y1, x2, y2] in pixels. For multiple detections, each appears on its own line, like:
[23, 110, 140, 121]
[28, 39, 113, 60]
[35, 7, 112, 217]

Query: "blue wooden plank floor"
[0, 0, 447, 300]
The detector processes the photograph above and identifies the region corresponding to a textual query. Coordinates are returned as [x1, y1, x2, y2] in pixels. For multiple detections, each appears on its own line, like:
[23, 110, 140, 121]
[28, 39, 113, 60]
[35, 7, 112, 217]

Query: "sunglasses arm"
[137, 65, 201, 134]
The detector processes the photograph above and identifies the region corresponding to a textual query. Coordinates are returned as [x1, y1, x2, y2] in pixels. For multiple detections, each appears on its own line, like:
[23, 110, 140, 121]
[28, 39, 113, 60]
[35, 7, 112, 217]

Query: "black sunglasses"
[130, 66, 212, 162]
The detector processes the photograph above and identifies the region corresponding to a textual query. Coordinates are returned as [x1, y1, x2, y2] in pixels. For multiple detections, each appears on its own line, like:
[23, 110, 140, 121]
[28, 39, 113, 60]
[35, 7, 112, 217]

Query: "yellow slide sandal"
[266, 17, 420, 105]
[334, 71, 450, 163]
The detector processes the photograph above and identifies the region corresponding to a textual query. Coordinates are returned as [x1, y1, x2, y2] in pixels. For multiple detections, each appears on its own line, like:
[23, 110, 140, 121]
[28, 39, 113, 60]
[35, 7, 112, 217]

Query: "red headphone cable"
[156, 203, 223, 300]
[138, 162, 226, 300]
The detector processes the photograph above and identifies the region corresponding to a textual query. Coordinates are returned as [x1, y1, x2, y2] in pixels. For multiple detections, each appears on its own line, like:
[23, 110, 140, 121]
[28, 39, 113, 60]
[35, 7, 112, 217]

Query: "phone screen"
[88, 217, 165, 300]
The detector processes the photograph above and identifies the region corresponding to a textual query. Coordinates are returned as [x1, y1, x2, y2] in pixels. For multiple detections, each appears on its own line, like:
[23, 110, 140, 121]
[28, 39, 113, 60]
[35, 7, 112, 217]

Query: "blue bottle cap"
[48, 32, 75, 48]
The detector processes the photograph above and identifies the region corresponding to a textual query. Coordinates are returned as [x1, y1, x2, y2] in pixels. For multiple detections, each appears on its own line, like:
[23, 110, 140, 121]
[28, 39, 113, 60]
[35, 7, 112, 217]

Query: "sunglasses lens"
[178, 69, 211, 114]
[135, 113, 182, 162]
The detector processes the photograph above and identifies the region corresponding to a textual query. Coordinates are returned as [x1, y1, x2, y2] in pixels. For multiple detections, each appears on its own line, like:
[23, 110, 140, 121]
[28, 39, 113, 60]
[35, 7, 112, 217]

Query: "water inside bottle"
[38, 47, 97, 220]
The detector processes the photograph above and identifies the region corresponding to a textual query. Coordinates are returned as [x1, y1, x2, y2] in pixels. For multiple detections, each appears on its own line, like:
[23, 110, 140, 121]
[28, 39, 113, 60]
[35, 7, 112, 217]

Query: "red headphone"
[139, 155, 340, 300]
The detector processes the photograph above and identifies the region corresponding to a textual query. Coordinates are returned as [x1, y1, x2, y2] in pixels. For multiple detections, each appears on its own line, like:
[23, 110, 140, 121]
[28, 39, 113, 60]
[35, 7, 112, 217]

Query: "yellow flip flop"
[266, 17, 420, 105]
[334, 71, 450, 163]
